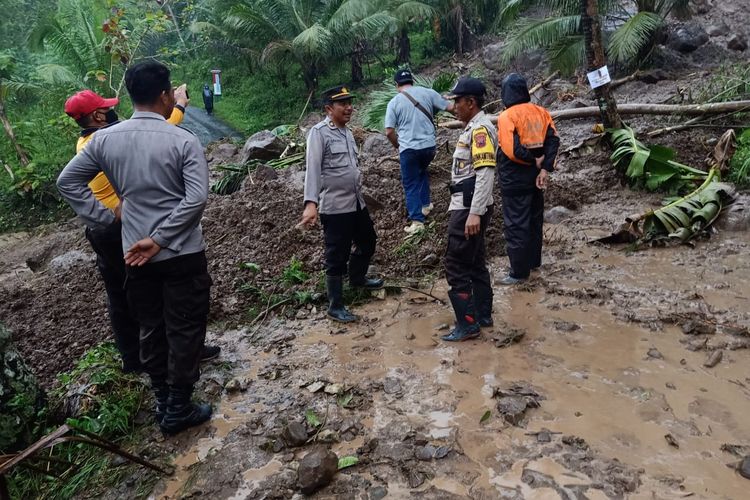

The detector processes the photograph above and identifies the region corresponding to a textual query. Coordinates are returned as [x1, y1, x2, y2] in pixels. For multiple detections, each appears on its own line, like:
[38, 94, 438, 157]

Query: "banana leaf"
[610, 126, 709, 193]
[595, 168, 735, 248]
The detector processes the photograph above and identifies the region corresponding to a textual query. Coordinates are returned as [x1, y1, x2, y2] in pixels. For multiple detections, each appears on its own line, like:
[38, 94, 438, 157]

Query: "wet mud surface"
[2, 4, 750, 497]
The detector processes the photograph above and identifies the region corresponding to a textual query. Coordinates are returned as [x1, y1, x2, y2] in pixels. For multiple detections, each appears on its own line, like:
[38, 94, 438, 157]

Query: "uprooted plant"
[600, 129, 737, 248]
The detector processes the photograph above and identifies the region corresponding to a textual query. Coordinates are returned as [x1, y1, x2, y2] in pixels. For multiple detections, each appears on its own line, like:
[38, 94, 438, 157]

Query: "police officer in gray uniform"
[442, 77, 497, 342]
[300, 85, 383, 322]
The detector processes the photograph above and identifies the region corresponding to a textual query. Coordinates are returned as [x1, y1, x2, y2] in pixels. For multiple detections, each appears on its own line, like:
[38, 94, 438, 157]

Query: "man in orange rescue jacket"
[496, 73, 560, 285]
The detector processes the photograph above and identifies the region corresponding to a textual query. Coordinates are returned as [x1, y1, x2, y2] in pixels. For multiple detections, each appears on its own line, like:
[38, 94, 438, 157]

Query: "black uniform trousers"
[444, 206, 494, 294]
[84, 221, 140, 369]
[125, 251, 211, 387]
[502, 188, 544, 279]
[319, 206, 377, 279]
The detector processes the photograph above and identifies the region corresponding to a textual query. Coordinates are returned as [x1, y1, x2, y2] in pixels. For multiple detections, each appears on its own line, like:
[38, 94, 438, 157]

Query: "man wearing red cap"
[64, 85, 220, 374]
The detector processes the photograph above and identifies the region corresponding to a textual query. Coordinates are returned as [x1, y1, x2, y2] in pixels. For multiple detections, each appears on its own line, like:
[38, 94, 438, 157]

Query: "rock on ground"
[240, 130, 286, 162]
[297, 447, 338, 494]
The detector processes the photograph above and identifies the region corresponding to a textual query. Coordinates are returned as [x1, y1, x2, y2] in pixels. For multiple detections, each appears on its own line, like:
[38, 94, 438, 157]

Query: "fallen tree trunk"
[550, 100, 750, 120]
[439, 100, 750, 129]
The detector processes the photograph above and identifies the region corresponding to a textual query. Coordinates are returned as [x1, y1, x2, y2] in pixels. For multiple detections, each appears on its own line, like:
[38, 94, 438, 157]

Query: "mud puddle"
[146, 230, 750, 499]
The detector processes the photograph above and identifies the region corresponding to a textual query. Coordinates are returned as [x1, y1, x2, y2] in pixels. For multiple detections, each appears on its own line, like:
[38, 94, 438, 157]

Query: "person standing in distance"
[441, 77, 497, 342]
[496, 73, 560, 285]
[384, 69, 454, 235]
[300, 85, 384, 323]
[57, 60, 213, 435]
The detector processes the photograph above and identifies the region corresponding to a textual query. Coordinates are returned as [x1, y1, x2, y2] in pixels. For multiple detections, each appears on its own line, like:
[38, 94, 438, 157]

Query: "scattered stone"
[493, 328, 526, 348]
[728, 34, 748, 51]
[667, 23, 709, 53]
[224, 377, 248, 393]
[297, 447, 338, 494]
[405, 333, 416, 341]
[240, 130, 286, 162]
[316, 429, 340, 443]
[664, 433, 679, 448]
[720, 443, 750, 458]
[553, 321, 580, 332]
[481, 41, 505, 72]
[283, 421, 309, 447]
[666, 382, 677, 390]
[324, 383, 343, 395]
[253, 164, 278, 182]
[544, 206, 575, 224]
[368, 486, 388, 500]
[706, 22, 730, 37]
[361, 134, 393, 159]
[415, 445, 436, 461]
[383, 377, 402, 395]
[436, 323, 450, 331]
[740, 456, 750, 480]
[420, 253, 439, 266]
[647, 348, 664, 360]
[434, 446, 450, 459]
[536, 430, 551, 443]
[307, 381, 325, 393]
[723, 325, 749, 337]
[496, 396, 531, 426]
[521, 468, 557, 489]
[407, 470, 425, 488]
[48, 250, 95, 273]
[680, 320, 716, 335]
[493, 382, 544, 426]
[717, 194, 750, 232]
[703, 350, 723, 368]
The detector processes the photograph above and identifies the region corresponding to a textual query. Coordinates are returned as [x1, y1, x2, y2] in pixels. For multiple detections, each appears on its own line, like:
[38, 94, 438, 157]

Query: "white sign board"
[587, 66, 611, 89]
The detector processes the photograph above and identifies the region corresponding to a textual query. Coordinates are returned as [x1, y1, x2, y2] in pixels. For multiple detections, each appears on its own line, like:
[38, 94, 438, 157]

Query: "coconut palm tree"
[222, 0, 345, 92]
[498, 0, 691, 74]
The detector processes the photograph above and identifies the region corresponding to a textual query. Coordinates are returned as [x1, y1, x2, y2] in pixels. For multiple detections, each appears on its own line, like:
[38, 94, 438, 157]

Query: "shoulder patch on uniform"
[471, 126, 495, 169]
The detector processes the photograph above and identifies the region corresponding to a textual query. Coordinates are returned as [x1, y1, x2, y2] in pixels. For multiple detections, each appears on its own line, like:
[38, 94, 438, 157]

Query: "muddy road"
[136, 222, 750, 499]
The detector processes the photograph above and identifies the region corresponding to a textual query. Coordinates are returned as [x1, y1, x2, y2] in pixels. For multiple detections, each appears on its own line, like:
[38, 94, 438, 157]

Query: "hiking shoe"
[404, 221, 425, 235]
[422, 203, 434, 217]
[497, 275, 526, 286]
[160, 386, 212, 436]
[327, 306, 359, 323]
[200, 344, 221, 363]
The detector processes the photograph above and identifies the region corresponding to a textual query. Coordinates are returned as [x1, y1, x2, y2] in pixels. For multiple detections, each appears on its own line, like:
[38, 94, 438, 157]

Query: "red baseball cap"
[64, 90, 119, 120]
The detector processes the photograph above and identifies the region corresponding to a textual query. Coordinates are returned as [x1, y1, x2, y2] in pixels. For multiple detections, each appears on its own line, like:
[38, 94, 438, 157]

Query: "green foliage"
[305, 408, 322, 427]
[338, 455, 359, 469]
[641, 169, 735, 245]
[393, 220, 436, 256]
[499, 0, 692, 74]
[281, 256, 309, 285]
[8, 343, 152, 500]
[360, 72, 457, 130]
[610, 126, 708, 194]
[729, 129, 750, 188]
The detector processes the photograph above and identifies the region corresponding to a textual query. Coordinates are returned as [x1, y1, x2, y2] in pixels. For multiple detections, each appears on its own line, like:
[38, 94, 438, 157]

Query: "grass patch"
[6, 343, 157, 500]
[729, 128, 750, 188]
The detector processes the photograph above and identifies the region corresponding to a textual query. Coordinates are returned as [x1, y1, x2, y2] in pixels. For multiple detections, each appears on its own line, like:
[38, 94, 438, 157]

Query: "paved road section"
[181, 106, 243, 146]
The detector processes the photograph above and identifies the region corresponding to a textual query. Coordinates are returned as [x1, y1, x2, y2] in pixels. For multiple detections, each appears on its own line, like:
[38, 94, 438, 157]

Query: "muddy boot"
[474, 283, 493, 328]
[326, 276, 358, 323]
[348, 257, 384, 289]
[159, 386, 212, 436]
[152, 382, 169, 425]
[441, 291, 481, 342]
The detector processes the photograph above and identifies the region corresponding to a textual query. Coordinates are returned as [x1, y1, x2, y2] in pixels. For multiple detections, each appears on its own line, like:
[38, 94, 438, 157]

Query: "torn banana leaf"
[595, 168, 735, 247]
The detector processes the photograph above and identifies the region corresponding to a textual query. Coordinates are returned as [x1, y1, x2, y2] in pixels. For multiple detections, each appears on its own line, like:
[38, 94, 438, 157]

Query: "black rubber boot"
[200, 344, 221, 362]
[441, 291, 481, 342]
[326, 276, 358, 323]
[159, 386, 212, 435]
[152, 382, 169, 425]
[350, 277, 385, 289]
[474, 283, 493, 328]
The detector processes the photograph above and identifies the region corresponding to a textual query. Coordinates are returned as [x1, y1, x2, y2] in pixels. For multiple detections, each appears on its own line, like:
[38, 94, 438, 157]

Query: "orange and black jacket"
[496, 73, 560, 196]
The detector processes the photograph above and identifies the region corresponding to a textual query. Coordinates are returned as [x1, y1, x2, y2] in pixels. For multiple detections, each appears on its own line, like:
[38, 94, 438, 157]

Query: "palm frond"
[501, 15, 581, 66]
[292, 23, 333, 60]
[608, 11, 662, 66]
[547, 35, 584, 75]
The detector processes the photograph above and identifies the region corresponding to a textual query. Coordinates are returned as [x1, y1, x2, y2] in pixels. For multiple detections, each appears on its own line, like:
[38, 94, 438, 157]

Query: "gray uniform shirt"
[449, 111, 497, 214]
[303, 118, 365, 215]
[57, 111, 209, 263]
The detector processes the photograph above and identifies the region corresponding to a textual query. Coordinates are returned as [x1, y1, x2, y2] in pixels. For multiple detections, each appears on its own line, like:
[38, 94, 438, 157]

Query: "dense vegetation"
[2, 0, 719, 232]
